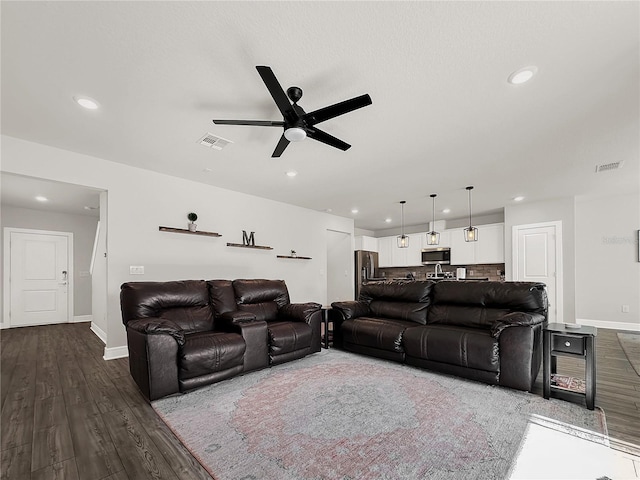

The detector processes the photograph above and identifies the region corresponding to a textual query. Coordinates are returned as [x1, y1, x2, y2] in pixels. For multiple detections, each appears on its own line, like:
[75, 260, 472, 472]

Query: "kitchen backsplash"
[378, 264, 506, 282]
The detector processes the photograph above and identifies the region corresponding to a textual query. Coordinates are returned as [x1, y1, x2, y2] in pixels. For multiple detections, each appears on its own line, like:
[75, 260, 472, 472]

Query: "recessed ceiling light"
[324, 208, 333, 213]
[35, 196, 49, 202]
[508, 66, 538, 85]
[385, 218, 392, 223]
[513, 196, 525, 202]
[442, 208, 451, 214]
[351, 209, 359, 214]
[73, 96, 100, 110]
[286, 171, 297, 177]
[203, 167, 213, 172]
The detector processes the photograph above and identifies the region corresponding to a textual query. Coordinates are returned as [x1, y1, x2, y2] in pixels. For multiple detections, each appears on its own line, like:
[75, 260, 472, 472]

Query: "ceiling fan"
[213, 66, 372, 157]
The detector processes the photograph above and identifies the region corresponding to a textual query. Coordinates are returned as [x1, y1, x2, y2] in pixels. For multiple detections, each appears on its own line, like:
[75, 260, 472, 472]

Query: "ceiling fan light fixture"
[284, 127, 306, 142]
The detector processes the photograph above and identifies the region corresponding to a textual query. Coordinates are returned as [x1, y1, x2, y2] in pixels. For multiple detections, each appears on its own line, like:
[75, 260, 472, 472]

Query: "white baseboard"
[0, 322, 6, 330]
[72, 314, 93, 323]
[90, 322, 107, 344]
[103, 345, 129, 361]
[576, 318, 640, 332]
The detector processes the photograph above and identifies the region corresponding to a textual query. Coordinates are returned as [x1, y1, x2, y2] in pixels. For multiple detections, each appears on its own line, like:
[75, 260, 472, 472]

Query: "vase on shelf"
[188, 222, 197, 232]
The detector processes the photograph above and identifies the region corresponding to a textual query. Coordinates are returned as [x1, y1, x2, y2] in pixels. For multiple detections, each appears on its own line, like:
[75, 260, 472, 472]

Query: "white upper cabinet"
[377, 236, 394, 267]
[475, 224, 505, 263]
[355, 235, 378, 252]
[450, 223, 504, 265]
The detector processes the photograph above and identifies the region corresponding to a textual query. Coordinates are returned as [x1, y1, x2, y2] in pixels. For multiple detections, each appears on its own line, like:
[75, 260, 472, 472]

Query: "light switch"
[130, 265, 145, 275]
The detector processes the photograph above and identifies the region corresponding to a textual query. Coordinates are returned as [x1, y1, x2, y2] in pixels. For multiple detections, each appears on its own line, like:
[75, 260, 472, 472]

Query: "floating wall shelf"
[277, 255, 312, 260]
[226, 242, 273, 250]
[159, 226, 221, 237]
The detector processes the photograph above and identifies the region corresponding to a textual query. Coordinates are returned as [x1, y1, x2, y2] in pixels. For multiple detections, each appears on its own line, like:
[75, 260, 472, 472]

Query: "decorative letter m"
[242, 230, 255, 246]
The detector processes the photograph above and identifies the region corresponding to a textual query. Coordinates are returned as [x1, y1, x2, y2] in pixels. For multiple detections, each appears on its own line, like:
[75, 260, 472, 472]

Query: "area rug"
[617, 332, 640, 376]
[153, 350, 607, 480]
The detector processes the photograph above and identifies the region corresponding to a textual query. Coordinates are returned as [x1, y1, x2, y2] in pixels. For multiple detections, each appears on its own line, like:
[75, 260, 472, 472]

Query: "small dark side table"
[543, 323, 597, 410]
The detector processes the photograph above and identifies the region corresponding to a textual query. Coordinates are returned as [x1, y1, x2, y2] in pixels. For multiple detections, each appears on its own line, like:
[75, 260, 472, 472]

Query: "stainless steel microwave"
[421, 247, 451, 265]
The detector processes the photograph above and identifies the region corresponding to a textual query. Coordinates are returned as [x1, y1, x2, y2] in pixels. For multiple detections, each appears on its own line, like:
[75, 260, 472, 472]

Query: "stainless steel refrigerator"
[355, 250, 379, 299]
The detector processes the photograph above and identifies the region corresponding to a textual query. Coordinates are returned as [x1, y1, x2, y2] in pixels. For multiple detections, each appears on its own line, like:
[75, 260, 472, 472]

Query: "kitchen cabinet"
[475, 224, 504, 263]
[450, 223, 504, 265]
[355, 235, 378, 252]
[377, 236, 394, 267]
[379, 233, 423, 267]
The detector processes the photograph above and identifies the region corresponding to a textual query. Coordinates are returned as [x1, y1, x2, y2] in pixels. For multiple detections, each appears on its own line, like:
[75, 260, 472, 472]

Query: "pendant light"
[397, 201, 409, 248]
[426, 194, 440, 245]
[464, 186, 478, 242]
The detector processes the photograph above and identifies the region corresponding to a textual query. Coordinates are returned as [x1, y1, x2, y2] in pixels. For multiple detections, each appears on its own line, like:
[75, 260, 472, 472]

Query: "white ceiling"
[1, 1, 638, 231]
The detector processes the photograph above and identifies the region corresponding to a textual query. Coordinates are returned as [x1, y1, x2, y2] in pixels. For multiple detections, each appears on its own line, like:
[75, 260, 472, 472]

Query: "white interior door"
[8, 230, 71, 326]
[512, 222, 562, 324]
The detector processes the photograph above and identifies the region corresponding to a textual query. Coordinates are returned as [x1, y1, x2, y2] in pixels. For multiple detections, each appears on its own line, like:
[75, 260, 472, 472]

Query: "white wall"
[575, 192, 640, 330]
[504, 197, 576, 322]
[1, 135, 354, 356]
[326, 230, 353, 303]
[1, 205, 98, 317]
[91, 191, 108, 342]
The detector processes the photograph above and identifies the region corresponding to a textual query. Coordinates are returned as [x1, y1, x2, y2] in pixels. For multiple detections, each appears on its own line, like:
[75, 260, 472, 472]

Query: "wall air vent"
[595, 160, 624, 173]
[198, 133, 233, 150]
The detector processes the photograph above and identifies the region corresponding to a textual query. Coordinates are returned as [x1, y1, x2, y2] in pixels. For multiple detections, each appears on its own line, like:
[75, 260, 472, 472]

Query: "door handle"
[58, 282, 67, 286]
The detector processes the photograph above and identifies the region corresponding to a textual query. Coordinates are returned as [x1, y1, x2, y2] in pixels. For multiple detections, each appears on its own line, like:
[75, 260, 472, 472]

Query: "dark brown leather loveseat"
[331, 280, 547, 392]
[120, 279, 321, 400]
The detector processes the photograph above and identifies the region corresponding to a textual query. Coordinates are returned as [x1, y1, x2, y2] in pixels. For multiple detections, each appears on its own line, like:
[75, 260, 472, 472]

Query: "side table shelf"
[159, 226, 221, 237]
[226, 242, 273, 250]
[543, 323, 597, 410]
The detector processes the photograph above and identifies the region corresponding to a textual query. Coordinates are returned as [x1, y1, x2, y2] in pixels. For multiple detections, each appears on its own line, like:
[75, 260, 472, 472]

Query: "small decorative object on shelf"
[291, 249, 297, 257]
[187, 212, 198, 232]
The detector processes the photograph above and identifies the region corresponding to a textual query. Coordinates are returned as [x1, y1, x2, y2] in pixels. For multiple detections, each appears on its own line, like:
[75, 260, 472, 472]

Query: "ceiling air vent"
[595, 160, 624, 173]
[198, 133, 232, 151]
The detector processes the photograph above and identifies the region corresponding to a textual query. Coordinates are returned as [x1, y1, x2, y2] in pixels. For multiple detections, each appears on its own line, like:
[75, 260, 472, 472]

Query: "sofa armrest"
[491, 312, 546, 338]
[331, 301, 370, 320]
[127, 317, 185, 346]
[217, 310, 258, 328]
[278, 302, 322, 324]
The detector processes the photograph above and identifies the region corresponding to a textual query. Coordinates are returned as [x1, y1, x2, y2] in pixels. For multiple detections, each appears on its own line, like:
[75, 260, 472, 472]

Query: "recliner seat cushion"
[342, 317, 416, 353]
[403, 325, 499, 373]
[267, 321, 312, 356]
[179, 331, 245, 380]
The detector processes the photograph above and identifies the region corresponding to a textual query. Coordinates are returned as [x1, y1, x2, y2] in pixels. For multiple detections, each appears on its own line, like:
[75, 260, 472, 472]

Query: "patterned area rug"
[153, 350, 607, 480]
[617, 332, 640, 377]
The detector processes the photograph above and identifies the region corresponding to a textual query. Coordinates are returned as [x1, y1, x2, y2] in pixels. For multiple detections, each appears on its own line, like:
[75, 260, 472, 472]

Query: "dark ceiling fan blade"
[271, 134, 290, 157]
[212, 119, 285, 127]
[304, 94, 372, 126]
[306, 127, 351, 151]
[256, 66, 294, 117]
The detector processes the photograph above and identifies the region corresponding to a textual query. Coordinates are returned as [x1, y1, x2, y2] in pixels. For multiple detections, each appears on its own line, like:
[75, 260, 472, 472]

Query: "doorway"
[3, 228, 73, 327]
[512, 221, 563, 323]
[326, 230, 353, 304]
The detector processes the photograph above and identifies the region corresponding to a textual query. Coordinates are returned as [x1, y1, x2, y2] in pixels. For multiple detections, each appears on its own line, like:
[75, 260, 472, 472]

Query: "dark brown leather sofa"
[331, 280, 547, 392]
[120, 279, 321, 401]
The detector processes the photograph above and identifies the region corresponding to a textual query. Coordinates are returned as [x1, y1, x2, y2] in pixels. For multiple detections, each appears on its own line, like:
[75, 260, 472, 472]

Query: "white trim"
[72, 314, 93, 323]
[512, 221, 563, 323]
[89, 221, 100, 276]
[576, 318, 640, 332]
[90, 322, 107, 344]
[103, 345, 129, 360]
[3, 227, 74, 328]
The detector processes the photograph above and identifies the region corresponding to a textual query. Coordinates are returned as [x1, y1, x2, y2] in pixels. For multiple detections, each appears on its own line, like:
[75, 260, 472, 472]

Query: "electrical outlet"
[622, 305, 630, 313]
[469, 270, 474, 276]
[129, 265, 145, 275]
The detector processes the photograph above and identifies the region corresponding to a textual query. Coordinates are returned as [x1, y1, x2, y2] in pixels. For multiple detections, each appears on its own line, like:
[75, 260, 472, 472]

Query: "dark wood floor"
[1, 323, 639, 479]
